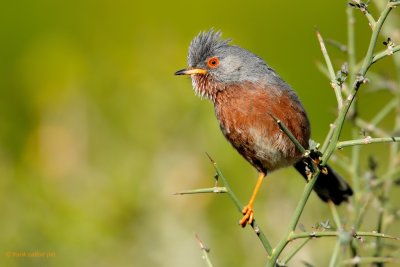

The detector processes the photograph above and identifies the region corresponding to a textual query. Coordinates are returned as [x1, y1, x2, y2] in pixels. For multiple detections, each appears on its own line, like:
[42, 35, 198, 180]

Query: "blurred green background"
[1, 1, 398, 266]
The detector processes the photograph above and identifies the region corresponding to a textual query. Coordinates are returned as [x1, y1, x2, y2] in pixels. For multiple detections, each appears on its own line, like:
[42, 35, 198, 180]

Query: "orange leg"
[239, 172, 266, 227]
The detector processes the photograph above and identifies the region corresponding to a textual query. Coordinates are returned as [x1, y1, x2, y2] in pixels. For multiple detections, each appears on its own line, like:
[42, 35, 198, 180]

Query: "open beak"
[174, 68, 207, 76]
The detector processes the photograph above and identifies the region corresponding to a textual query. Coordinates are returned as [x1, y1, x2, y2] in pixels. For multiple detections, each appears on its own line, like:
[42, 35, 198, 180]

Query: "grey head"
[175, 30, 289, 101]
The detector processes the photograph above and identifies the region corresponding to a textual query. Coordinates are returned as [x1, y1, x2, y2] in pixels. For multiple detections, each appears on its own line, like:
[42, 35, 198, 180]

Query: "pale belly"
[219, 121, 301, 173]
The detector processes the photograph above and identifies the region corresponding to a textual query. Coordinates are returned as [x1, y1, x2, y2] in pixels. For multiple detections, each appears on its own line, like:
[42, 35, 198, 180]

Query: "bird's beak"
[174, 68, 207, 76]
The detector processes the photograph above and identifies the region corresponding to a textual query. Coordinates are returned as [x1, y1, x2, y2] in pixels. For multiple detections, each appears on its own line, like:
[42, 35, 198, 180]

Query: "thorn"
[213, 172, 219, 182]
[195, 233, 210, 253]
[205, 152, 215, 164]
[268, 112, 280, 123]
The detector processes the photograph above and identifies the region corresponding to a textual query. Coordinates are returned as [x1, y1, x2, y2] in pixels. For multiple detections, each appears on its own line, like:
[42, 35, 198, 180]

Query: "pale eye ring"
[207, 57, 219, 68]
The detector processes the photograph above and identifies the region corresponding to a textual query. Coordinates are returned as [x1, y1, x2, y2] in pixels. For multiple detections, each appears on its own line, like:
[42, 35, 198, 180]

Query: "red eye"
[207, 57, 219, 68]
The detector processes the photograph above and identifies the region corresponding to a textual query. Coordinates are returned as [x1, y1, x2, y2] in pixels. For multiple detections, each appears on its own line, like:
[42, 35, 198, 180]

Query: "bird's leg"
[239, 172, 266, 227]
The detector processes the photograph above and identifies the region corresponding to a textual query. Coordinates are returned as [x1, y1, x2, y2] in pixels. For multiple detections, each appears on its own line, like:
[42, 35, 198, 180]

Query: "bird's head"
[175, 30, 275, 102]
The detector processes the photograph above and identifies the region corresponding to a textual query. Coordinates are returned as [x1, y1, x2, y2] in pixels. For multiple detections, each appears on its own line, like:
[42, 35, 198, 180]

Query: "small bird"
[175, 30, 353, 227]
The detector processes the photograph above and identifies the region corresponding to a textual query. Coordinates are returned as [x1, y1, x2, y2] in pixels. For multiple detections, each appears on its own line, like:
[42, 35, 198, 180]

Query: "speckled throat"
[191, 74, 222, 102]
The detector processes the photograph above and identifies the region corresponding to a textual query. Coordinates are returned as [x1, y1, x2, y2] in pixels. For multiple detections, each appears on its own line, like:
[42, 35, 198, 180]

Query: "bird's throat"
[191, 74, 220, 102]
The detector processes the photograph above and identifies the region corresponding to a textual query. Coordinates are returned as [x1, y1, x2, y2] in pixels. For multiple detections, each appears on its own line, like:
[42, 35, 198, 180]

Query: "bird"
[175, 30, 353, 227]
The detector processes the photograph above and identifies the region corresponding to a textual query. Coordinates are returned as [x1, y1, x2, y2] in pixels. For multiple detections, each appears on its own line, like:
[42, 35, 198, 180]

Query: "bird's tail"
[294, 160, 353, 205]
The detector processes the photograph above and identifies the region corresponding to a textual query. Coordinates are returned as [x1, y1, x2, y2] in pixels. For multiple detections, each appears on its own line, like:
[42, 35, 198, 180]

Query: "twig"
[347, 3, 362, 203]
[353, 193, 373, 229]
[329, 201, 342, 230]
[195, 233, 213, 267]
[354, 117, 389, 137]
[316, 30, 344, 110]
[337, 136, 400, 149]
[342, 256, 400, 265]
[322, 0, 398, 165]
[371, 45, 400, 65]
[206, 154, 274, 255]
[321, 123, 337, 154]
[267, 169, 321, 266]
[370, 97, 399, 126]
[347, 5, 356, 87]
[359, 2, 396, 75]
[288, 231, 399, 241]
[357, 3, 377, 29]
[266, 115, 326, 265]
[175, 187, 227, 195]
[328, 202, 343, 266]
[280, 238, 311, 265]
[268, 113, 306, 154]
[329, 239, 342, 267]
[374, 193, 385, 266]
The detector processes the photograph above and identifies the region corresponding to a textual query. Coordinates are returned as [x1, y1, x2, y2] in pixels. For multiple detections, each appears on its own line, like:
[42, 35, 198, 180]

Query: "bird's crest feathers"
[188, 30, 231, 67]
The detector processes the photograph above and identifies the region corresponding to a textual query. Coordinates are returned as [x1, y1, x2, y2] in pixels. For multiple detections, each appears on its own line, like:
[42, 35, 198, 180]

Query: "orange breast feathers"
[214, 83, 310, 172]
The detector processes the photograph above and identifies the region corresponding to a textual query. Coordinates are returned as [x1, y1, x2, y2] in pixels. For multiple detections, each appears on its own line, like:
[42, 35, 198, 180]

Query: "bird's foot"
[239, 205, 254, 227]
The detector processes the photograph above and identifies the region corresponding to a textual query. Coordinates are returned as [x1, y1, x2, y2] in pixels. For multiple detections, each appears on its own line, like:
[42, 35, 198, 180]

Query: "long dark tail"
[294, 160, 353, 205]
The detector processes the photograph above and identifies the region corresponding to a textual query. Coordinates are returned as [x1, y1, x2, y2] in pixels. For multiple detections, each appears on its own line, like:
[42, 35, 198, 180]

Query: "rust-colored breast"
[214, 82, 310, 173]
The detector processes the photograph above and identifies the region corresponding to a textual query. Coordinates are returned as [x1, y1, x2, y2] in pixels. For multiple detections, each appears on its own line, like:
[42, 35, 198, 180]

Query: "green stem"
[267, 169, 321, 266]
[371, 45, 400, 65]
[342, 256, 400, 265]
[370, 98, 398, 126]
[321, 1, 395, 165]
[316, 30, 343, 110]
[372, 2, 400, 263]
[288, 231, 399, 241]
[354, 117, 389, 137]
[175, 187, 227, 195]
[353, 193, 372, 229]
[359, 3, 394, 75]
[321, 123, 337, 154]
[362, 8, 376, 29]
[337, 136, 400, 149]
[347, 4, 362, 220]
[328, 239, 342, 267]
[281, 238, 311, 265]
[328, 202, 343, 267]
[207, 156, 273, 255]
[373, 199, 385, 267]
[329, 201, 342, 230]
[265, 118, 321, 265]
[195, 234, 214, 267]
[347, 4, 357, 98]
[269, 113, 306, 154]
[329, 154, 352, 175]
[351, 128, 361, 197]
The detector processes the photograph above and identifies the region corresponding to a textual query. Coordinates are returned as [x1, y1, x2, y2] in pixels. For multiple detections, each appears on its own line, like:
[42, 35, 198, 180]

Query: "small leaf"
[320, 219, 331, 229]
